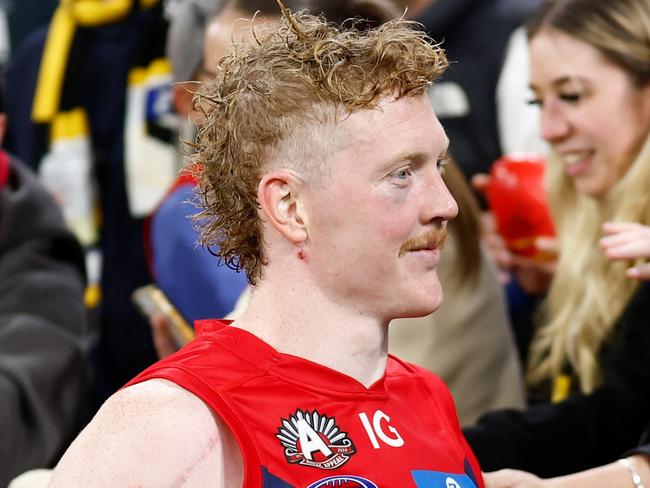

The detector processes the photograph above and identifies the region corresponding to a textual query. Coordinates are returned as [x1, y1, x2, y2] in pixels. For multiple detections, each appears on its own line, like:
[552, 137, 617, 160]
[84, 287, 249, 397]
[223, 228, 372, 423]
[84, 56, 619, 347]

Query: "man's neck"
[231, 278, 389, 388]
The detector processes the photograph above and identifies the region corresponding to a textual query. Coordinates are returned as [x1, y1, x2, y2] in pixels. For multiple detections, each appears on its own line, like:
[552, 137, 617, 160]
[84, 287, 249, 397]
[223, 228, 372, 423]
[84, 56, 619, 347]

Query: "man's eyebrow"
[378, 150, 427, 173]
[391, 137, 449, 163]
[379, 146, 449, 174]
[386, 151, 421, 164]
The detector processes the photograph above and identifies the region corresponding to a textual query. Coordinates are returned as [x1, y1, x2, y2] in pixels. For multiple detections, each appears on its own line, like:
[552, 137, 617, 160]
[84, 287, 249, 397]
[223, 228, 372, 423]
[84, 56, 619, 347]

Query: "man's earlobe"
[258, 172, 308, 244]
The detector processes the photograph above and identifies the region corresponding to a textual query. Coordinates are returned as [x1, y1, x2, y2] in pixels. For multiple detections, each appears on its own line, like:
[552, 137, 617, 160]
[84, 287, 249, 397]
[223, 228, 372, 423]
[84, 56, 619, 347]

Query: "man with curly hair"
[49, 6, 484, 487]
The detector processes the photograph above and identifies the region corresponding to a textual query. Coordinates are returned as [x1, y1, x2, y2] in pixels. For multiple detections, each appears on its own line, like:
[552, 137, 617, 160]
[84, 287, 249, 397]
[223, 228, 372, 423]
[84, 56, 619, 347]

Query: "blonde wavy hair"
[190, 5, 447, 285]
[526, 0, 650, 393]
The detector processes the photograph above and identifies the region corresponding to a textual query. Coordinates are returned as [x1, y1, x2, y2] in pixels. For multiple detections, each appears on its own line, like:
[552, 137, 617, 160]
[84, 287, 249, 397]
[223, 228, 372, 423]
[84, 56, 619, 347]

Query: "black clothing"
[630, 444, 650, 457]
[464, 282, 650, 477]
[627, 425, 650, 458]
[0, 156, 89, 486]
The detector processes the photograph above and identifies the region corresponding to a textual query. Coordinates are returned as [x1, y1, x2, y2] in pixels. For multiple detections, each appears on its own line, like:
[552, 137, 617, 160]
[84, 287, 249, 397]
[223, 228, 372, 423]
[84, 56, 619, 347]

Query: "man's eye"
[527, 98, 542, 107]
[395, 168, 412, 180]
[437, 157, 449, 174]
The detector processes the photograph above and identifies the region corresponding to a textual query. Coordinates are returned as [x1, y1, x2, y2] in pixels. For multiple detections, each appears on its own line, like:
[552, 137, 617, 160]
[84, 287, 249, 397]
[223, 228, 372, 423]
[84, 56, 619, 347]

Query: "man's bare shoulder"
[49, 379, 243, 487]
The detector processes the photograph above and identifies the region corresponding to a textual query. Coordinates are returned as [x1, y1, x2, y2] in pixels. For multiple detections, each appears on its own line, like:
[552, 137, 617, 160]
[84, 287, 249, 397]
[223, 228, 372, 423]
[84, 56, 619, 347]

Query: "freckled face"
[301, 95, 458, 320]
[529, 28, 650, 198]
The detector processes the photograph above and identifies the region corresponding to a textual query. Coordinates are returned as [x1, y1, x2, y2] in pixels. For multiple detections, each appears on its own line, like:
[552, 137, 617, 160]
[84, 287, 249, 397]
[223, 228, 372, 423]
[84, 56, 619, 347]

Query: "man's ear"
[258, 170, 308, 245]
[172, 82, 194, 117]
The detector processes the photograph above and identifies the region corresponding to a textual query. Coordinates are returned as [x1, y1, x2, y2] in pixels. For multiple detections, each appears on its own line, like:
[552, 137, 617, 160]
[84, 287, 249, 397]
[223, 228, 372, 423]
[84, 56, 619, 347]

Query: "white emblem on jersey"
[276, 409, 356, 470]
[358, 409, 404, 449]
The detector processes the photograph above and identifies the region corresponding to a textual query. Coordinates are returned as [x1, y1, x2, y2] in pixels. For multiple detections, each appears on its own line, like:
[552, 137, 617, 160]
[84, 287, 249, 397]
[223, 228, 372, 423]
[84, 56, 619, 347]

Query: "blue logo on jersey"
[411, 470, 477, 488]
[306, 475, 378, 488]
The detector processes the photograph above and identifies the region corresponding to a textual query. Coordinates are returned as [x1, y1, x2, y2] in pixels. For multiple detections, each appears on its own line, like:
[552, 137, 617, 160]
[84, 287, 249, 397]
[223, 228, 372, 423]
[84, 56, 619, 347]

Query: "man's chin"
[391, 295, 443, 320]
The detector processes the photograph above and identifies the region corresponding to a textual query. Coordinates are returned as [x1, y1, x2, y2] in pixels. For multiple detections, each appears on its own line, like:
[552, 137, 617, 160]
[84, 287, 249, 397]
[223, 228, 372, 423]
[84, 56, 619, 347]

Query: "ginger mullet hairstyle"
[191, 0, 448, 285]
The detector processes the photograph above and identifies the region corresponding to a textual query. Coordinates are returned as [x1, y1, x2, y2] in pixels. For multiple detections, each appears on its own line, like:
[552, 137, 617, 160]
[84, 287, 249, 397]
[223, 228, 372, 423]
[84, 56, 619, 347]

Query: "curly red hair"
[191, 9, 447, 284]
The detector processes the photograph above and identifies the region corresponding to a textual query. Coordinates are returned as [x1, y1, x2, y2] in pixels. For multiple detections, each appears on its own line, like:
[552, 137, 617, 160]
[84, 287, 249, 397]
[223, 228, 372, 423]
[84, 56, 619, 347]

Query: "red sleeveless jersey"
[126, 320, 484, 488]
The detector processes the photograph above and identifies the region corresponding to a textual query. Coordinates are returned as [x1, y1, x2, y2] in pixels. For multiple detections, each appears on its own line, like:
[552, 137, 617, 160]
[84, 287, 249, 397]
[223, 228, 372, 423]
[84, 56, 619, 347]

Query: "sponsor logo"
[411, 470, 477, 488]
[276, 409, 356, 470]
[358, 410, 404, 449]
[307, 475, 378, 488]
[446, 478, 461, 488]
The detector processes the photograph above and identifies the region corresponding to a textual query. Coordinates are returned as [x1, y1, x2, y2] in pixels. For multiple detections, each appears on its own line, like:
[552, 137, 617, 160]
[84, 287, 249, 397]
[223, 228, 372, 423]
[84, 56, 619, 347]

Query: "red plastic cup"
[486, 153, 556, 261]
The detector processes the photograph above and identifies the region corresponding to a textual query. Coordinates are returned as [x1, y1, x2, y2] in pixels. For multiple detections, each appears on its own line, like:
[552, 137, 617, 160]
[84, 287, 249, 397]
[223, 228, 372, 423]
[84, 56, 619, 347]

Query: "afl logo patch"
[307, 475, 378, 488]
[276, 409, 356, 470]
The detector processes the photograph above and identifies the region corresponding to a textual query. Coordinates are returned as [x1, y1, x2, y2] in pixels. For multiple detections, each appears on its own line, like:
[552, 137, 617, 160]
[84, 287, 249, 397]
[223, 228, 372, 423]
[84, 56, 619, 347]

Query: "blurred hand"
[600, 222, 650, 281]
[474, 173, 557, 293]
[150, 314, 179, 359]
[471, 172, 490, 194]
[510, 236, 557, 295]
[484, 469, 554, 488]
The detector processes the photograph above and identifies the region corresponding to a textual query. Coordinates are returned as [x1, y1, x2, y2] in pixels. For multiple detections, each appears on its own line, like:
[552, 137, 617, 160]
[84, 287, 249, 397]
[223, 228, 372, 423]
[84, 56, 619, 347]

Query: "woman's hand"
[600, 222, 650, 280]
[150, 314, 179, 359]
[484, 469, 553, 488]
[510, 236, 557, 295]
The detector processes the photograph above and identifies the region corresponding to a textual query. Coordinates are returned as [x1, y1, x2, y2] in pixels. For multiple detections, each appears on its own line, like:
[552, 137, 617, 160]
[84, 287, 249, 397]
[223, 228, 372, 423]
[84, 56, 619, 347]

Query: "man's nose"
[541, 100, 571, 143]
[424, 171, 458, 223]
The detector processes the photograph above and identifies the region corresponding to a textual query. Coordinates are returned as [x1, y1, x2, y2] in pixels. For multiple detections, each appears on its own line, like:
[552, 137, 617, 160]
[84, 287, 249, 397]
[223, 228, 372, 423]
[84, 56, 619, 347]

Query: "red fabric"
[126, 320, 484, 487]
[486, 154, 556, 260]
[0, 151, 9, 189]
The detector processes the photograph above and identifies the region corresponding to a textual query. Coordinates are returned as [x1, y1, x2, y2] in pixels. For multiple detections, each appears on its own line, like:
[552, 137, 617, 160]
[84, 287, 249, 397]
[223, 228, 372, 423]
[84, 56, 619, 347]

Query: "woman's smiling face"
[529, 27, 650, 199]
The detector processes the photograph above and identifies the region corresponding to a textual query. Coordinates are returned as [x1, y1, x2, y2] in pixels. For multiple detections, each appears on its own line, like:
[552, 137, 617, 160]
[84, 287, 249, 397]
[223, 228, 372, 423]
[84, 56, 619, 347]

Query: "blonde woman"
[464, 0, 650, 478]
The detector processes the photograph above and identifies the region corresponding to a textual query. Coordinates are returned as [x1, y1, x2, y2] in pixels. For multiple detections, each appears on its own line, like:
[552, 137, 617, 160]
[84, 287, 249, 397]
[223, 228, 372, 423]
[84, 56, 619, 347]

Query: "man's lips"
[398, 227, 448, 257]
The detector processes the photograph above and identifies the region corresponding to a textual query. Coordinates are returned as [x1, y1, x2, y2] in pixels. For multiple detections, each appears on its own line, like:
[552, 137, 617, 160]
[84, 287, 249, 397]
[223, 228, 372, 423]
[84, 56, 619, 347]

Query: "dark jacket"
[627, 425, 650, 458]
[464, 282, 650, 477]
[629, 442, 650, 458]
[0, 155, 89, 485]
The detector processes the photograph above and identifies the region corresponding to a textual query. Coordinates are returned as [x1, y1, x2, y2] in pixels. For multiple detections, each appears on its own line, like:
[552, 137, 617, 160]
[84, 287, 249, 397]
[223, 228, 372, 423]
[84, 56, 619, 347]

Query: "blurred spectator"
[0, 73, 89, 486]
[167, 0, 228, 117]
[464, 0, 650, 477]
[484, 228, 650, 487]
[4, 0, 57, 58]
[3, 0, 173, 399]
